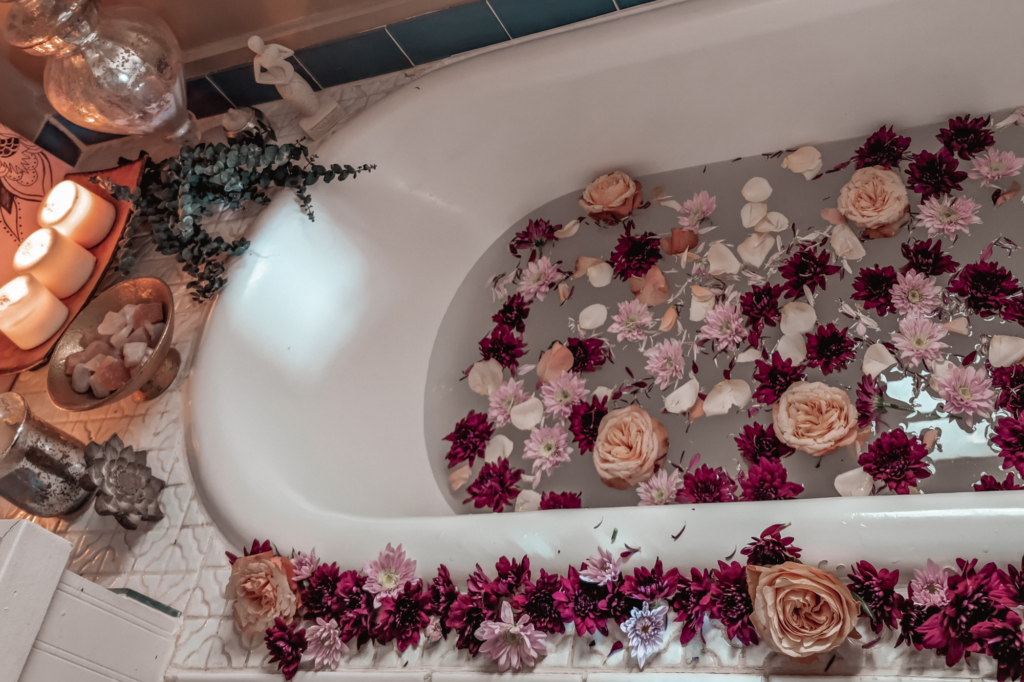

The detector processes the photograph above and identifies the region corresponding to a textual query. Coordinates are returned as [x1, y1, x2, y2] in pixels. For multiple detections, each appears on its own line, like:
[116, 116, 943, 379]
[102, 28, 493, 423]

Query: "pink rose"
[227, 551, 301, 635]
[579, 171, 643, 223]
[592, 405, 668, 489]
[772, 381, 857, 457]
[746, 562, 861, 660]
[836, 166, 910, 238]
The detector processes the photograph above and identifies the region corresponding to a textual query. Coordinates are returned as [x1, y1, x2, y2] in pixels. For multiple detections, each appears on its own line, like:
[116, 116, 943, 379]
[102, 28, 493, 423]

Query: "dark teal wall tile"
[388, 1, 509, 65]
[53, 115, 123, 146]
[35, 121, 80, 166]
[187, 77, 234, 119]
[209, 57, 320, 108]
[297, 30, 412, 88]
[616, 0, 658, 7]
[489, 0, 615, 39]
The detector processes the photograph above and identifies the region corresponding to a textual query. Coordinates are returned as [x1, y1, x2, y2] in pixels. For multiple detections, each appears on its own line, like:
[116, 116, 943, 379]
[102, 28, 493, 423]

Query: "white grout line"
[203, 76, 237, 110]
[612, 0, 622, 9]
[290, 53, 324, 90]
[385, 26, 417, 68]
[486, 0, 515, 41]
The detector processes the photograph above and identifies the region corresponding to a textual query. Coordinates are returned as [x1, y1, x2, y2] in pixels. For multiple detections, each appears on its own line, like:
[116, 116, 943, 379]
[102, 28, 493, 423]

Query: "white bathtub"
[187, 0, 1024, 578]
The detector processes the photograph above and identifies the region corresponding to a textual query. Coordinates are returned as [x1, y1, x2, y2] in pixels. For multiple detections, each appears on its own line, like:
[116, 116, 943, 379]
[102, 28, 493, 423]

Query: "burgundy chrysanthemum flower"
[226, 539, 273, 564]
[780, 246, 840, 299]
[1005, 556, 1024, 606]
[901, 239, 959, 277]
[464, 459, 522, 512]
[907, 147, 968, 200]
[622, 559, 680, 602]
[993, 365, 1024, 416]
[975, 473, 1024, 491]
[539, 491, 582, 509]
[897, 598, 938, 650]
[512, 568, 566, 634]
[740, 283, 783, 347]
[806, 323, 856, 375]
[993, 415, 1024, 476]
[509, 218, 557, 254]
[679, 464, 737, 503]
[334, 570, 374, 646]
[856, 375, 888, 429]
[752, 352, 805, 404]
[479, 324, 527, 371]
[670, 568, 713, 645]
[429, 565, 458, 638]
[937, 115, 994, 160]
[949, 260, 1022, 317]
[374, 580, 432, 652]
[444, 410, 494, 468]
[492, 293, 531, 333]
[566, 337, 611, 373]
[854, 125, 912, 169]
[919, 560, 1017, 666]
[265, 618, 307, 681]
[971, 612, 1024, 682]
[847, 561, 901, 633]
[301, 562, 342, 621]
[446, 592, 491, 654]
[734, 422, 795, 462]
[710, 560, 759, 645]
[568, 395, 608, 454]
[493, 555, 531, 597]
[554, 566, 609, 636]
[600, 577, 642, 626]
[609, 231, 662, 281]
[1002, 298, 1024, 327]
[741, 524, 802, 567]
[738, 459, 804, 501]
[852, 264, 899, 315]
[858, 428, 931, 495]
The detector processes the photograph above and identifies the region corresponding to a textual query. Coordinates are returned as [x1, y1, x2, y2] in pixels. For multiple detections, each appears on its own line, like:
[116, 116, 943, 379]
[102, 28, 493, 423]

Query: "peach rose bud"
[772, 381, 857, 457]
[579, 171, 643, 222]
[592, 405, 669, 489]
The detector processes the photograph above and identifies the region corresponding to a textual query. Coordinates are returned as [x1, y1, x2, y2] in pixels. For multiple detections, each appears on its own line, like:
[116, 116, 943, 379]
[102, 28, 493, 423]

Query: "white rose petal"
[587, 262, 614, 288]
[834, 467, 874, 497]
[753, 211, 790, 234]
[485, 434, 514, 463]
[928, 359, 957, 392]
[467, 358, 503, 396]
[510, 397, 543, 430]
[782, 146, 823, 178]
[689, 285, 716, 322]
[829, 223, 866, 261]
[579, 303, 608, 330]
[554, 219, 580, 238]
[514, 489, 542, 512]
[741, 202, 768, 228]
[742, 177, 772, 203]
[862, 343, 896, 377]
[593, 386, 615, 401]
[736, 348, 762, 363]
[990, 335, 1024, 368]
[703, 379, 752, 416]
[777, 334, 807, 364]
[780, 302, 817, 335]
[664, 378, 700, 414]
[707, 242, 741, 276]
[942, 317, 970, 335]
[737, 232, 775, 268]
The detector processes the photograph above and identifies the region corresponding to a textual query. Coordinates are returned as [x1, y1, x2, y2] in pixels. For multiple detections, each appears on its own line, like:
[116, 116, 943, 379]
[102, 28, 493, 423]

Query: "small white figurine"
[248, 36, 342, 140]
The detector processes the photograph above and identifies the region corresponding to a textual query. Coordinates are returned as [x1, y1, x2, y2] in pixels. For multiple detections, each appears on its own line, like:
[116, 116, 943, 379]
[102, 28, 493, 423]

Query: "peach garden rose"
[772, 381, 858, 457]
[836, 166, 910, 239]
[227, 550, 301, 636]
[579, 171, 643, 223]
[592, 404, 668, 489]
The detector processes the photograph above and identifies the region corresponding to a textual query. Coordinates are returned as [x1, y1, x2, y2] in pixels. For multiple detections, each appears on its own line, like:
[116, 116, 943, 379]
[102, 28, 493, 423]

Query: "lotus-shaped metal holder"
[80, 434, 165, 530]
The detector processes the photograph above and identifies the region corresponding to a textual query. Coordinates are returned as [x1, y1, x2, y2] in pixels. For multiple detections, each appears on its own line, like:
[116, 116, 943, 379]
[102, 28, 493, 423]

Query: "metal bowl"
[47, 277, 179, 411]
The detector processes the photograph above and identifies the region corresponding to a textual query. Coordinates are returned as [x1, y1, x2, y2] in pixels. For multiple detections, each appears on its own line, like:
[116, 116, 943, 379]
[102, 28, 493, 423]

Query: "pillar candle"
[37, 180, 116, 249]
[0, 275, 69, 350]
[13, 227, 96, 299]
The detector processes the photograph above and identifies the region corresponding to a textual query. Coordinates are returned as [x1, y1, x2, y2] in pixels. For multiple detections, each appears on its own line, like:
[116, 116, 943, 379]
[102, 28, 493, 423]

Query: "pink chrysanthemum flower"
[644, 338, 685, 390]
[306, 617, 347, 671]
[292, 549, 319, 582]
[517, 256, 561, 302]
[910, 559, 951, 607]
[622, 601, 669, 669]
[489, 378, 530, 427]
[363, 543, 417, 607]
[541, 372, 589, 419]
[636, 468, 683, 506]
[937, 365, 995, 426]
[608, 300, 654, 342]
[677, 191, 717, 231]
[698, 302, 747, 352]
[522, 424, 573, 487]
[580, 547, 621, 586]
[475, 601, 547, 671]
[916, 195, 981, 239]
[890, 270, 941, 317]
[891, 316, 948, 367]
[968, 148, 1024, 187]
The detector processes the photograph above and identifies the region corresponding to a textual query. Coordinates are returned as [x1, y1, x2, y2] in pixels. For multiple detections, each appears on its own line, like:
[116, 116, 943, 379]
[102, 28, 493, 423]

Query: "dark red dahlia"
[975, 473, 1024, 491]
[429, 565, 459, 638]
[492, 293, 530, 333]
[856, 375, 887, 429]
[265, 618, 307, 681]
[301, 562, 342, 620]
[993, 415, 1024, 476]
[852, 264, 898, 315]
[622, 558, 680, 602]
[897, 598, 939, 650]
[738, 459, 803, 501]
[937, 115, 994, 160]
[847, 561, 901, 633]
[780, 246, 840, 299]
[334, 570, 373, 646]
[679, 464, 737, 503]
[710, 560, 759, 645]
[741, 523, 802, 567]
[566, 337, 611, 373]
[901, 239, 959, 277]
[740, 283, 783, 346]
[554, 566, 609, 636]
[509, 218, 557, 254]
[479, 324, 527, 371]
[859, 428, 931, 495]
[374, 580, 431, 652]
[512, 568, 566, 634]
[569, 396, 608, 454]
[464, 459, 522, 512]
[446, 592, 490, 654]
[971, 612, 1024, 682]
[993, 365, 1024, 416]
[539, 491, 582, 509]
[226, 539, 273, 564]
[444, 410, 494, 468]
[609, 230, 662, 281]
[854, 125, 912, 169]
[806, 323, 856, 375]
[735, 422, 794, 462]
[670, 567, 713, 645]
[906, 147, 968, 199]
[949, 260, 1022, 317]
[752, 352, 805, 405]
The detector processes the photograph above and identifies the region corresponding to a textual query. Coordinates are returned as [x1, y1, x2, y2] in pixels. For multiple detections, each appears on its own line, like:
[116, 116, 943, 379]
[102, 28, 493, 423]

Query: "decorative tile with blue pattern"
[35, 121, 80, 166]
[186, 77, 235, 120]
[208, 57, 321, 109]
[53, 115, 123, 146]
[297, 29, 412, 89]
[387, 1, 509, 65]
[489, 0, 616, 39]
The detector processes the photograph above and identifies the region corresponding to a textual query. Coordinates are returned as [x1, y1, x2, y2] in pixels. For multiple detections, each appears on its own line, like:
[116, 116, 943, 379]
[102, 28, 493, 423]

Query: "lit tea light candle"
[0, 275, 69, 350]
[37, 180, 116, 249]
[13, 227, 96, 299]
